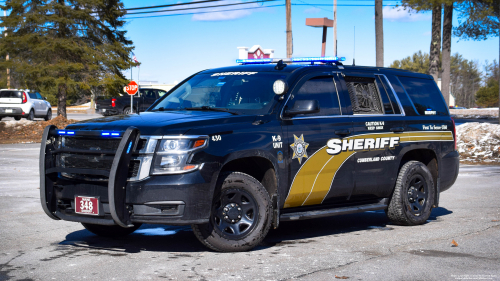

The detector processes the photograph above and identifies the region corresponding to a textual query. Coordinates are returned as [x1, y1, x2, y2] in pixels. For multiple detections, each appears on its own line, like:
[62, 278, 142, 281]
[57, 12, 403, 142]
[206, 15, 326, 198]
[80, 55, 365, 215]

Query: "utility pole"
[333, 0, 337, 56]
[4, 10, 10, 88]
[286, 0, 293, 58]
[375, 0, 384, 67]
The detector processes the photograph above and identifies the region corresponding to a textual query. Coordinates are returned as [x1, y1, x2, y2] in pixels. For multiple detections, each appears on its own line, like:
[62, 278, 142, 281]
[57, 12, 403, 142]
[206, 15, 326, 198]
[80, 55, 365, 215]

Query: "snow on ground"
[450, 108, 499, 119]
[2, 119, 35, 128]
[457, 122, 500, 164]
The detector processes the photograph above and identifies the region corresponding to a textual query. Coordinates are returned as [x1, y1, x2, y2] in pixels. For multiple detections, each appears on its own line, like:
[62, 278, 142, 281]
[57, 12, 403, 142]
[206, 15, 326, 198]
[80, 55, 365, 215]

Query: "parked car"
[0, 89, 52, 121]
[39, 57, 458, 252]
[95, 88, 169, 116]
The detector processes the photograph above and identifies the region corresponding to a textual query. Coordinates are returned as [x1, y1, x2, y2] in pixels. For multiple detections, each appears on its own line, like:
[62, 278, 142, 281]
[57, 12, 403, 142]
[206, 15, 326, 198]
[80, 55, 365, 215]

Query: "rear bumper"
[96, 108, 119, 115]
[0, 107, 24, 117]
[440, 150, 459, 193]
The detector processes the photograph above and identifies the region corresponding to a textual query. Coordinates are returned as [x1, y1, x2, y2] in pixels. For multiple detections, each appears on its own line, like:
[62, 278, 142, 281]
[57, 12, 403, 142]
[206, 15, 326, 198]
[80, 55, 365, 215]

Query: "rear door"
[36, 93, 48, 114]
[141, 89, 158, 111]
[282, 72, 354, 209]
[338, 73, 406, 201]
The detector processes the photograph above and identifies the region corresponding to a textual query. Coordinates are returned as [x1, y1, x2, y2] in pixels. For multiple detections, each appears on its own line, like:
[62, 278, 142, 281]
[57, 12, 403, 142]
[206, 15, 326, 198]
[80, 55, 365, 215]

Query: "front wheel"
[192, 172, 272, 252]
[123, 107, 134, 115]
[386, 160, 435, 226]
[82, 223, 142, 237]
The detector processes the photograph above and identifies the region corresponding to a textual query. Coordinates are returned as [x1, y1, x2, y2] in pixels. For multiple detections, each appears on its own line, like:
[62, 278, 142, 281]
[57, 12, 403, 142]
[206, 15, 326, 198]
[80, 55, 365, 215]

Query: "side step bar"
[280, 201, 388, 221]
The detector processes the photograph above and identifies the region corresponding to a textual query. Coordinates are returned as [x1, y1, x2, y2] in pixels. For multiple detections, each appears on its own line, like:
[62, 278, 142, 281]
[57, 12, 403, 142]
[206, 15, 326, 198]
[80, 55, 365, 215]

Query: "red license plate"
[75, 196, 99, 216]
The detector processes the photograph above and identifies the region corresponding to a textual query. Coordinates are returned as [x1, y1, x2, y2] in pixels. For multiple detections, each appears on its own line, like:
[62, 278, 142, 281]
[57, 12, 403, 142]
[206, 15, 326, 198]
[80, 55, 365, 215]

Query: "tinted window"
[397, 76, 448, 116]
[0, 91, 22, 98]
[158, 90, 167, 97]
[345, 76, 383, 114]
[292, 77, 340, 116]
[29, 93, 37, 99]
[143, 89, 156, 99]
[36, 93, 43, 100]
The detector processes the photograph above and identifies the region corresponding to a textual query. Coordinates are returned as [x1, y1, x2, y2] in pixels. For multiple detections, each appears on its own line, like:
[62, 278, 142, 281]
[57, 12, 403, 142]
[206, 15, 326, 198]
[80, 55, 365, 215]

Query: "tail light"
[451, 118, 457, 150]
[22, 92, 27, 103]
[111, 98, 116, 107]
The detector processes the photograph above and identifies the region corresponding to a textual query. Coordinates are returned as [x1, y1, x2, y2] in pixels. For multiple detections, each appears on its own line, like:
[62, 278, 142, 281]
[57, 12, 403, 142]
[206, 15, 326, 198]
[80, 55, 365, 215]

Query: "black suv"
[40, 58, 459, 252]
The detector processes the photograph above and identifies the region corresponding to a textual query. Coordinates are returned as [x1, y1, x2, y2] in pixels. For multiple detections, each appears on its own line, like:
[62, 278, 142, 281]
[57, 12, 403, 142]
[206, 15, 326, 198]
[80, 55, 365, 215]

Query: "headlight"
[151, 137, 208, 175]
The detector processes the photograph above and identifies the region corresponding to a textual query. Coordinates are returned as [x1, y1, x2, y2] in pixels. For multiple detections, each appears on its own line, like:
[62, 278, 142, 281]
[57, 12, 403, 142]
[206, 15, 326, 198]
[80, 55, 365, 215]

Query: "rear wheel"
[192, 172, 272, 252]
[82, 223, 142, 237]
[123, 107, 133, 115]
[14, 116, 21, 121]
[26, 109, 34, 121]
[44, 109, 52, 121]
[386, 161, 435, 226]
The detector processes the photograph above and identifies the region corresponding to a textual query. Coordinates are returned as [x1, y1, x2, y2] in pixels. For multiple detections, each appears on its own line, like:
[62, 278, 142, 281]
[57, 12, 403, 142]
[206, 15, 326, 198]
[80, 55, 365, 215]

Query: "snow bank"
[457, 122, 500, 163]
[450, 108, 499, 119]
[2, 119, 35, 128]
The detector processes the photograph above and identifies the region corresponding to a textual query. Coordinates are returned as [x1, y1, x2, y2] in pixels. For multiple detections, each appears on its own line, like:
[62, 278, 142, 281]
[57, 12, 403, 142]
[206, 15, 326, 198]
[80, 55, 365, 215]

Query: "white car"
[0, 89, 52, 121]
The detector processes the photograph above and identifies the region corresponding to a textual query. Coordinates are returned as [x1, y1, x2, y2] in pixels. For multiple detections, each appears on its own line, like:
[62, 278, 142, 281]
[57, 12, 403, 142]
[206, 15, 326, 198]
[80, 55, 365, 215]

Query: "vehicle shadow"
[59, 207, 452, 253]
[259, 207, 453, 248]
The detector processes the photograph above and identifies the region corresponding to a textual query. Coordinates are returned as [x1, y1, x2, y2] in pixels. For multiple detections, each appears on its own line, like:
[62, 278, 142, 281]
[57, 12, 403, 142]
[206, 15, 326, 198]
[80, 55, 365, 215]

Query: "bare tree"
[429, 4, 442, 82]
[375, 0, 384, 67]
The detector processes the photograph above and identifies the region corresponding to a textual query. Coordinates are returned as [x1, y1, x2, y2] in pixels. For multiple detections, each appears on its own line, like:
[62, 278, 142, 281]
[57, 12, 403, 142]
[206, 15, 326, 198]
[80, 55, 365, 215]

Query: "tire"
[123, 107, 133, 115]
[192, 172, 272, 252]
[26, 109, 34, 121]
[44, 109, 52, 121]
[14, 116, 21, 121]
[82, 223, 142, 238]
[386, 160, 435, 226]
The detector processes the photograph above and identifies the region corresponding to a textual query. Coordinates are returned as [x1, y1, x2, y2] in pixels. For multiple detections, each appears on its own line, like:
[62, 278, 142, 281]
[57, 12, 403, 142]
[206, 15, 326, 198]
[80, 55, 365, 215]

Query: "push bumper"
[40, 126, 215, 227]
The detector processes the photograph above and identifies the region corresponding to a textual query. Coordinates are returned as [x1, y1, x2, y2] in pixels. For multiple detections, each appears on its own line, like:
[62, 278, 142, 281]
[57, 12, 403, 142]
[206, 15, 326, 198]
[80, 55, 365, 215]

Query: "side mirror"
[284, 100, 320, 116]
[43, 97, 47, 100]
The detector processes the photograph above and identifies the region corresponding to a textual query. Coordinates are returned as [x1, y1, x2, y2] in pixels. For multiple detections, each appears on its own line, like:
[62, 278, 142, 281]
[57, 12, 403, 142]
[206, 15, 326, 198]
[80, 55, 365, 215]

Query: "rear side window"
[29, 93, 37, 99]
[293, 76, 340, 116]
[397, 76, 448, 116]
[344, 76, 383, 114]
[0, 91, 21, 98]
[36, 93, 43, 100]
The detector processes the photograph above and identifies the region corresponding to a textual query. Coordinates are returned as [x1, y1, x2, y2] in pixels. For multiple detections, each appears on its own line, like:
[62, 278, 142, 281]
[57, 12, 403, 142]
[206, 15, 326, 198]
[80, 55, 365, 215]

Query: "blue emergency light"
[57, 130, 75, 135]
[236, 56, 346, 65]
[101, 131, 121, 137]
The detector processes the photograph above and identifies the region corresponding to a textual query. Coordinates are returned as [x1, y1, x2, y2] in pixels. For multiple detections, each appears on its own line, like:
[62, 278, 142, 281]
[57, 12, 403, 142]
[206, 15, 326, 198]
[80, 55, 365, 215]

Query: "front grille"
[63, 137, 121, 151]
[60, 153, 114, 170]
[128, 160, 140, 178]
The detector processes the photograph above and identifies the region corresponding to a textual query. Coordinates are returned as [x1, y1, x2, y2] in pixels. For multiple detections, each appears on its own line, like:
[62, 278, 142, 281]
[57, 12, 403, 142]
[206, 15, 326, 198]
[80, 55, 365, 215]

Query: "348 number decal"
[80, 200, 93, 212]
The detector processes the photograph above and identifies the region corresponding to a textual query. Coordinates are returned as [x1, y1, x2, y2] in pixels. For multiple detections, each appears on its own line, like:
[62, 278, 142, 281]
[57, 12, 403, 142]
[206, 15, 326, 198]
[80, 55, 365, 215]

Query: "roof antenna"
[353, 26, 356, 66]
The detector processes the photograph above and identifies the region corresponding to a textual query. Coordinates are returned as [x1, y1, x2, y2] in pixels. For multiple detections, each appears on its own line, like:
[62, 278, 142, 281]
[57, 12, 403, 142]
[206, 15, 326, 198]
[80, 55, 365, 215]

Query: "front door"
[282, 73, 354, 209]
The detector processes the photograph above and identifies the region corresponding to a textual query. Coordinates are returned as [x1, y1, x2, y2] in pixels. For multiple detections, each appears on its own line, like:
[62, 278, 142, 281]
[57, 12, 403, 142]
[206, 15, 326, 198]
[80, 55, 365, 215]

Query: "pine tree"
[0, 0, 135, 118]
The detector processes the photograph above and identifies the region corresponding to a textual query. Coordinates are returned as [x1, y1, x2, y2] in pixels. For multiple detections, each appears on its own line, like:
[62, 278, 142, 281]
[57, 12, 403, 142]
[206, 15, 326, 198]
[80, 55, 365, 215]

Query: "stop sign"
[125, 81, 138, 95]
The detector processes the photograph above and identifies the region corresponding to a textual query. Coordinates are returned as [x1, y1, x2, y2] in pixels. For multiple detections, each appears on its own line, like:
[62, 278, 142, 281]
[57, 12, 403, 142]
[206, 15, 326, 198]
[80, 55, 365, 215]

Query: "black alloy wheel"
[192, 172, 272, 252]
[386, 160, 435, 226]
[406, 175, 428, 215]
[212, 188, 258, 239]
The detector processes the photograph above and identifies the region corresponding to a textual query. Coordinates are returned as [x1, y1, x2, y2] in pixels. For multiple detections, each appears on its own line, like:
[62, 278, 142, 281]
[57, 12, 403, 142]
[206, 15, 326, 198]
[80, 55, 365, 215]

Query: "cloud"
[383, 6, 431, 22]
[304, 7, 321, 14]
[191, 0, 261, 21]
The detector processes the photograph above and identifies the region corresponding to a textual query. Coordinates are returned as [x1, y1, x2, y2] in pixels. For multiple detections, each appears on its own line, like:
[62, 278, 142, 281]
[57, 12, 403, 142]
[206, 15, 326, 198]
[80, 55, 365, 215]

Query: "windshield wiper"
[184, 106, 239, 115]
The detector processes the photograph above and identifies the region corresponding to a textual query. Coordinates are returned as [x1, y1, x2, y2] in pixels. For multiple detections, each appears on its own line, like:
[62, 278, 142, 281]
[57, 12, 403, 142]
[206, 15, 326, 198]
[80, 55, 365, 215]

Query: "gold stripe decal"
[283, 131, 454, 208]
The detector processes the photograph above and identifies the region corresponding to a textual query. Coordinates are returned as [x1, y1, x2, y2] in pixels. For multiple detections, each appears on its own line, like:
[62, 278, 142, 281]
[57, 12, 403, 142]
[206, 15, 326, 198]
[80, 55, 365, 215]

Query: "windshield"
[151, 72, 287, 115]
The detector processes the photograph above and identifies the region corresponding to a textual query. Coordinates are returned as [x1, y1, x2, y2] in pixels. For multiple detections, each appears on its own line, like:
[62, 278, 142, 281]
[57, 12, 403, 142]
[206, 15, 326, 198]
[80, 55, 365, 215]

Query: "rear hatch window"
[397, 76, 448, 116]
[0, 91, 22, 99]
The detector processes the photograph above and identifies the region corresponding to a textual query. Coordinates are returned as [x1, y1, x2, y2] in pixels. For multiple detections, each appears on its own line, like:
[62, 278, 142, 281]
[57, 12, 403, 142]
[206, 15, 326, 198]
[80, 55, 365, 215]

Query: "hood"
[65, 111, 255, 135]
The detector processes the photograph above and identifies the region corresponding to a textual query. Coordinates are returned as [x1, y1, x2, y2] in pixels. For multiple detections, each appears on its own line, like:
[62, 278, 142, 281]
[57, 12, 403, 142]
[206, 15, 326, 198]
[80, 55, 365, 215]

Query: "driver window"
[292, 76, 341, 116]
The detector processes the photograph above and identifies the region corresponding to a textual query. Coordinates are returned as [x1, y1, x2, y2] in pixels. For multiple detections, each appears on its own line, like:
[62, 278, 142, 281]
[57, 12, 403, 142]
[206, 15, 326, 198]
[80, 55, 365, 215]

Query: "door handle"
[335, 129, 351, 135]
[390, 127, 405, 132]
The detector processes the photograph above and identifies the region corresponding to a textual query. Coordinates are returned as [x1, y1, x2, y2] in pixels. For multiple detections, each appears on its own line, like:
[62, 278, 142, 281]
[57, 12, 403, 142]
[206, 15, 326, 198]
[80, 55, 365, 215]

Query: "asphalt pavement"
[0, 143, 499, 281]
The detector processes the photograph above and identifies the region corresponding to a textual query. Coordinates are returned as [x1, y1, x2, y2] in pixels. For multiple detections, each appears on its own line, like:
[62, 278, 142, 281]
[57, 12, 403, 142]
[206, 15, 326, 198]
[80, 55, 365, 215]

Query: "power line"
[123, 0, 224, 11]
[126, 0, 278, 15]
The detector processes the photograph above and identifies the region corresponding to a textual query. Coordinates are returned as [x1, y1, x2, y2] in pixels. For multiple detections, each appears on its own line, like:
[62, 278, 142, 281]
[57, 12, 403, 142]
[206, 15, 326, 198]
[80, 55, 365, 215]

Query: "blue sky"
[121, 0, 498, 84]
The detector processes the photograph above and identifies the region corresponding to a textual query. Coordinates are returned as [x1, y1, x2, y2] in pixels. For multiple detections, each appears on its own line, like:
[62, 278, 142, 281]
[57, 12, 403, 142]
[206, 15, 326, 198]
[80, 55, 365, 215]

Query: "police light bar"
[57, 130, 75, 135]
[236, 56, 346, 65]
[101, 131, 121, 137]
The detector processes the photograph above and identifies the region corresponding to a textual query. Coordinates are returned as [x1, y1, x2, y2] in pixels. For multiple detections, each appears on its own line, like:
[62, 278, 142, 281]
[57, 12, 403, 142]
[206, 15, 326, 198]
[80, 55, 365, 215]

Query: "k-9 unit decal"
[284, 131, 454, 208]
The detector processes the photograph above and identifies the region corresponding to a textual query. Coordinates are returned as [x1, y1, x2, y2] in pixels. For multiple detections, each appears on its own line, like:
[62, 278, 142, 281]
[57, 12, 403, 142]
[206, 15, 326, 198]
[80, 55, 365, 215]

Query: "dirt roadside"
[0, 116, 77, 144]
